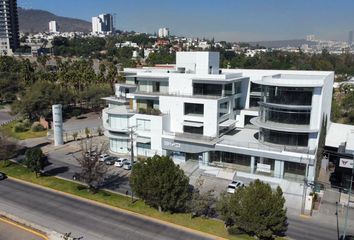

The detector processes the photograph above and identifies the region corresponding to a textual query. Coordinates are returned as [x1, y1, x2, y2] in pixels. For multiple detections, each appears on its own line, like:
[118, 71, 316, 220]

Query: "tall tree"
[217, 180, 287, 239]
[130, 155, 190, 212]
[24, 147, 46, 177]
[74, 140, 108, 192]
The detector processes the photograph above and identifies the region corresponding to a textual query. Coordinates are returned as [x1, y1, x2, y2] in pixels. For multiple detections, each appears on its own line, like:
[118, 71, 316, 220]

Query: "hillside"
[248, 39, 315, 48]
[18, 7, 91, 33]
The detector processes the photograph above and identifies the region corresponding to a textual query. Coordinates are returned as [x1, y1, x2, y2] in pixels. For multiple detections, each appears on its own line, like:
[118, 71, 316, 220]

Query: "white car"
[227, 180, 244, 194]
[99, 154, 110, 162]
[123, 162, 132, 170]
[114, 158, 128, 167]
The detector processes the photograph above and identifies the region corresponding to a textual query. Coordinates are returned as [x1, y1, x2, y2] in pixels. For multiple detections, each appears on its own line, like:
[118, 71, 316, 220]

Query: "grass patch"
[0, 120, 47, 140]
[0, 161, 253, 240]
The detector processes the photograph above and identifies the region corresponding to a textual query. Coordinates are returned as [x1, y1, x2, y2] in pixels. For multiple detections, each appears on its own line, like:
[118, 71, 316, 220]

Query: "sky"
[18, 0, 354, 42]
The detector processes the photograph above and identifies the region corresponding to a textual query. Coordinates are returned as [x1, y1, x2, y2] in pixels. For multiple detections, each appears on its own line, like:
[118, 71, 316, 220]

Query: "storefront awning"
[219, 119, 237, 128]
[183, 121, 204, 128]
[136, 137, 151, 144]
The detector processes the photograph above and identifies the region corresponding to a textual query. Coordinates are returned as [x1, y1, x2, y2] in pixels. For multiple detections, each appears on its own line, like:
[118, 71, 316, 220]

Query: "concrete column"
[250, 156, 255, 174]
[274, 160, 284, 179]
[52, 104, 63, 146]
[202, 152, 210, 165]
[307, 165, 315, 182]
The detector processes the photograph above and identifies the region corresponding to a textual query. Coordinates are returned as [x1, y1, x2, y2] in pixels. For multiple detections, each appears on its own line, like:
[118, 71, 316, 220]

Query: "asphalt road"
[0, 179, 213, 240]
[44, 156, 349, 240]
[0, 111, 14, 125]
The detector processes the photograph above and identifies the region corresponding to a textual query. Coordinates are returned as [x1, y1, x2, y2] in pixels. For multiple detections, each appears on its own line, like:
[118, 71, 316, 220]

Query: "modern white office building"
[158, 27, 169, 38]
[102, 51, 334, 183]
[49, 20, 58, 33]
[92, 14, 113, 35]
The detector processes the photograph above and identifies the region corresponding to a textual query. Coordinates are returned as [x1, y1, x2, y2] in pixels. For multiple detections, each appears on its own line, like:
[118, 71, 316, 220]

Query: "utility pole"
[342, 154, 354, 238]
[127, 125, 137, 203]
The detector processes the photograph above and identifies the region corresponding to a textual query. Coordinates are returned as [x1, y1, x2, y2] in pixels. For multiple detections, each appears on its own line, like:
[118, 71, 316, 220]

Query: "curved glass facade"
[260, 105, 311, 125]
[261, 86, 313, 106]
[259, 128, 308, 147]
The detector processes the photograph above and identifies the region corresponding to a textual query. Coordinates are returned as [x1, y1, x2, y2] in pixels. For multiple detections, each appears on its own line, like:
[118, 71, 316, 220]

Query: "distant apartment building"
[306, 34, 315, 42]
[102, 51, 334, 184]
[158, 27, 169, 38]
[0, 0, 19, 55]
[92, 14, 113, 35]
[49, 20, 58, 33]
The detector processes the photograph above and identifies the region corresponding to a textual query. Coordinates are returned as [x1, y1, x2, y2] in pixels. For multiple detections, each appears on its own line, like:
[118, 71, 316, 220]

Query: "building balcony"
[163, 131, 220, 145]
[218, 128, 315, 155]
[250, 117, 318, 133]
[104, 130, 129, 140]
[130, 91, 223, 100]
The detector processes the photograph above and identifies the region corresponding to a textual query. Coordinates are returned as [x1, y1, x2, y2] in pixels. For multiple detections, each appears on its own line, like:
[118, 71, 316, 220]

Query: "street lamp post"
[126, 125, 138, 203]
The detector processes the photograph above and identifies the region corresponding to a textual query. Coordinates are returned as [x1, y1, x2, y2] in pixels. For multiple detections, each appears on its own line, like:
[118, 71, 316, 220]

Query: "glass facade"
[259, 128, 309, 147]
[184, 103, 204, 116]
[210, 151, 251, 172]
[110, 139, 128, 154]
[219, 102, 229, 117]
[193, 83, 222, 96]
[234, 82, 242, 94]
[260, 105, 311, 125]
[183, 126, 203, 134]
[262, 86, 313, 106]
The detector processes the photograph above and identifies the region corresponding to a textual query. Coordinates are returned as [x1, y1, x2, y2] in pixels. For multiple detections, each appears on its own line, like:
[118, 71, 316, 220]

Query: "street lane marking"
[0, 216, 48, 240]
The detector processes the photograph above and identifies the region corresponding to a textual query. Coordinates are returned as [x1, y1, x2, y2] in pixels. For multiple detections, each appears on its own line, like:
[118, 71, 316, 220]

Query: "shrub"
[31, 123, 46, 132]
[13, 122, 29, 132]
[72, 109, 82, 118]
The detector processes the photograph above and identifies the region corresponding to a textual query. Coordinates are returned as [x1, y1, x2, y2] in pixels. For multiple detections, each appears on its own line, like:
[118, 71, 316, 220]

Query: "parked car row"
[98, 154, 132, 170]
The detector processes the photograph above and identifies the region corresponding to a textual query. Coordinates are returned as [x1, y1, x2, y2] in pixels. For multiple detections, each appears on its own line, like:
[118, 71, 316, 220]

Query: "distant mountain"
[248, 39, 315, 48]
[18, 7, 91, 33]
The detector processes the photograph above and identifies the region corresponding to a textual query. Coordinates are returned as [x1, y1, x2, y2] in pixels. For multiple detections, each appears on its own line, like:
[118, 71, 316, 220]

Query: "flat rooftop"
[326, 122, 354, 148]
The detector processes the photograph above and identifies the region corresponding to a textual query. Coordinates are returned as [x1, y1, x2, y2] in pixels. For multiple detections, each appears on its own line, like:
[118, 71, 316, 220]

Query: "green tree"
[72, 132, 78, 141]
[315, 115, 328, 180]
[0, 134, 17, 160]
[217, 180, 287, 239]
[130, 155, 190, 212]
[24, 147, 46, 177]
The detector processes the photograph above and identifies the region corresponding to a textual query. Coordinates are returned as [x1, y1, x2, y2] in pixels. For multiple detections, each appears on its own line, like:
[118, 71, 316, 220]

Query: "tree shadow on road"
[44, 166, 69, 176]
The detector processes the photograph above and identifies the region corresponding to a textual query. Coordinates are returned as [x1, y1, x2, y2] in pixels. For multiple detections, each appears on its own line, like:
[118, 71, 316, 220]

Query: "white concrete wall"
[168, 74, 193, 95]
[176, 52, 220, 75]
[159, 96, 219, 137]
[130, 114, 164, 156]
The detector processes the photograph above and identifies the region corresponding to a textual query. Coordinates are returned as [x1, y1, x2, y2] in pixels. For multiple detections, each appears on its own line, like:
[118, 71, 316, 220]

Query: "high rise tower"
[0, 0, 19, 55]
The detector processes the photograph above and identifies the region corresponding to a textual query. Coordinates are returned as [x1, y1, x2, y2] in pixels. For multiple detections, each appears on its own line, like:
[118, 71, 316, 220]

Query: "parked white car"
[227, 180, 244, 194]
[99, 154, 110, 162]
[114, 158, 128, 167]
[123, 162, 132, 170]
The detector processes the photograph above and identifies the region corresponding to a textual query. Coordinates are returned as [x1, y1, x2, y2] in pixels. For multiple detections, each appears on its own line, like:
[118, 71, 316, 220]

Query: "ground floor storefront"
[167, 149, 311, 182]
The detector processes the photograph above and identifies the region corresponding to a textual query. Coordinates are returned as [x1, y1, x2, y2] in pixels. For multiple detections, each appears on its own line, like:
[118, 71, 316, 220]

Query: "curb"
[0, 210, 52, 240]
[8, 176, 227, 240]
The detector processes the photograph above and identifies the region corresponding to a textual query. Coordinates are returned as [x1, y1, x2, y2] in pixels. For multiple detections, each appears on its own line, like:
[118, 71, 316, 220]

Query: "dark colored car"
[0, 172, 7, 180]
[72, 172, 81, 181]
[104, 157, 118, 165]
